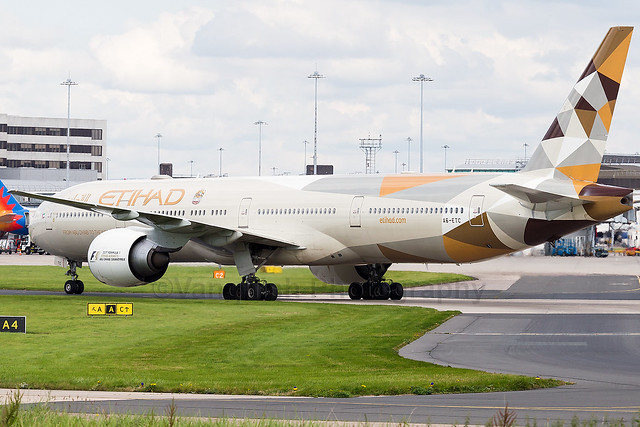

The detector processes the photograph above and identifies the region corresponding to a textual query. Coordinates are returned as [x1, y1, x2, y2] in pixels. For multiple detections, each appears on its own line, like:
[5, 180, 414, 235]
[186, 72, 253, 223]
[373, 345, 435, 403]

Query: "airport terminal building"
[0, 113, 107, 205]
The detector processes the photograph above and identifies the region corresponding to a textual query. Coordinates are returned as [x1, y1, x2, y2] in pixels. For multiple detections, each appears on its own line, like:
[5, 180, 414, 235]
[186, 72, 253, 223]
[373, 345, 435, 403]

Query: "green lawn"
[0, 295, 558, 397]
[0, 265, 473, 294]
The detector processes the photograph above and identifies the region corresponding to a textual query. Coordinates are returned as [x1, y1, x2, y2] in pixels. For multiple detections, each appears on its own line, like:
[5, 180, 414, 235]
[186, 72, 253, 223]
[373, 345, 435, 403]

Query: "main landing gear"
[348, 281, 403, 300]
[222, 274, 278, 301]
[64, 260, 84, 295]
[347, 263, 403, 300]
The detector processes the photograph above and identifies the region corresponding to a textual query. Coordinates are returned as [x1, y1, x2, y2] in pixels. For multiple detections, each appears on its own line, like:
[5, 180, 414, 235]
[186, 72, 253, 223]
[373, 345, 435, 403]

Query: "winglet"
[523, 26, 633, 182]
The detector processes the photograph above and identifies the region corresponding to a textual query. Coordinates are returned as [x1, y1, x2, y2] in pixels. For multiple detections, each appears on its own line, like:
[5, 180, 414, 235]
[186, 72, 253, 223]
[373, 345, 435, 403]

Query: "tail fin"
[0, 179, 28, 235]
[523, 26, 633, 182]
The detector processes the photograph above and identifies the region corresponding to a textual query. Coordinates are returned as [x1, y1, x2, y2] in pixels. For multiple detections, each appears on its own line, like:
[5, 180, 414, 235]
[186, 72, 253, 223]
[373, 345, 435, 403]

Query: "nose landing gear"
[64, 260, 84, 295]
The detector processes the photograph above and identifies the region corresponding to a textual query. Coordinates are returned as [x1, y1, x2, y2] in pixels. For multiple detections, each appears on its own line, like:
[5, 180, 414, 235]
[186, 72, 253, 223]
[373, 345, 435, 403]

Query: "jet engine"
[88, 228, 172, 287]
[309, 264, 391, 285]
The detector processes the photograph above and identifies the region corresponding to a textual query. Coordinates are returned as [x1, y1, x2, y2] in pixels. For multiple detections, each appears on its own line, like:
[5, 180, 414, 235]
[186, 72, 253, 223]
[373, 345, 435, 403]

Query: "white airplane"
[13, 26, 634, 300]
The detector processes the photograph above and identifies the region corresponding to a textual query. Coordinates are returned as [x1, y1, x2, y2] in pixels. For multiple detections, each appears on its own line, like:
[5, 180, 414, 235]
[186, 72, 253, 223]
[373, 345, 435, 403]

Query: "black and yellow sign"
[87, 303, 134, 316]
[0, 316, 26, 333]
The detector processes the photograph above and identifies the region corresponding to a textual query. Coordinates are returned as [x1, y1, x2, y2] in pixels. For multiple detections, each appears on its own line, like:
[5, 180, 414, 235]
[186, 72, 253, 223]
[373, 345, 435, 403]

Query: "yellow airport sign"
[87, 303, 134, 316]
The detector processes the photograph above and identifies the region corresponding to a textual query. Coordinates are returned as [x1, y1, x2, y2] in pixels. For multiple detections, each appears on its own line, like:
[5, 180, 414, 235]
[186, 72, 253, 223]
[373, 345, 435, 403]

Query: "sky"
[0, 0, 638, 179]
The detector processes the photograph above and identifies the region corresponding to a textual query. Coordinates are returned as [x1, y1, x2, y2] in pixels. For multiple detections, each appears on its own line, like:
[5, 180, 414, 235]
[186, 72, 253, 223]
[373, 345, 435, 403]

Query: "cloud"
[90, 7, 215, 93]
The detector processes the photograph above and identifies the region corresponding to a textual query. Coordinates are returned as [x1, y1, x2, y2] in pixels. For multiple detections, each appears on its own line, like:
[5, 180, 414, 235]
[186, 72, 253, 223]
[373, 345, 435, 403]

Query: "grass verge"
[0, 295, 557, 396]
[0, 265, 473, 294]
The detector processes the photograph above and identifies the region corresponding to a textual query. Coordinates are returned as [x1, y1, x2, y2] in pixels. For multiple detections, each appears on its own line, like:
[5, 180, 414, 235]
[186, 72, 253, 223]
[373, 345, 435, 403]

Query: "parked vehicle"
[594, 247, 609, 258]
[0, 239, 17, 254]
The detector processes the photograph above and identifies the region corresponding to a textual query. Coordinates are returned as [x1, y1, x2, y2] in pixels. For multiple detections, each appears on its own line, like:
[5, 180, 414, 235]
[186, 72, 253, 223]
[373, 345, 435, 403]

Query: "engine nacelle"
[88, 228, 172, 287]
[309, 264, 391, 285]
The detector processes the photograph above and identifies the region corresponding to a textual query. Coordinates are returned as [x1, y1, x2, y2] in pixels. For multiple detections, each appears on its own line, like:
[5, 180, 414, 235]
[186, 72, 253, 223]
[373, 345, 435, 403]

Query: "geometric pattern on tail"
[524, 26, 633, 183]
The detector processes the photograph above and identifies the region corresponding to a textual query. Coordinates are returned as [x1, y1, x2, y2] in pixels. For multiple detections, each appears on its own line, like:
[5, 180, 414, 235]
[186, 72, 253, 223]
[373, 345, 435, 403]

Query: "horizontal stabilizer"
[491, 183, 584, 207]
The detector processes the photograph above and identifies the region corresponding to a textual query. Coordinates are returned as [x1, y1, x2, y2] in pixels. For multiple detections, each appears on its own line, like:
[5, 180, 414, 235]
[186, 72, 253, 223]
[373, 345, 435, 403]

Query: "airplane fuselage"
[29, 172, 609, 268]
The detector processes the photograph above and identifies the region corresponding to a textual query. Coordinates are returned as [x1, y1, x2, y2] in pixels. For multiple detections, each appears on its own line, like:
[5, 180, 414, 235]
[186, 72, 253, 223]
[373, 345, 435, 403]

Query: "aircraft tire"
[237, 283, 249, 300]
[247, 282, 262, 300]
[74, 280, 84, 294]
[64, 280, 74, 294]
[362, 282, 373, 300]
[223, 283, 236, 300]
[390, 282, 403, 300]
[265, 283, 278, 301]
[374, 282, 390, 300]
[348, 282, 363, 300]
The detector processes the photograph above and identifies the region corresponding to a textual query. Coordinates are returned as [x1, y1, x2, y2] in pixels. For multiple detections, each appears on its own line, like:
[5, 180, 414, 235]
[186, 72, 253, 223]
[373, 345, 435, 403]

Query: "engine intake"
[88, 228, 172, 287]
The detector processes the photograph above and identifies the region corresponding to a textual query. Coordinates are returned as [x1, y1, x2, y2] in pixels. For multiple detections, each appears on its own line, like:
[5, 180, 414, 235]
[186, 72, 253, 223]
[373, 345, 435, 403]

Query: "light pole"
[442, 144, 450, 172]
[406, 137, 413, 171]
[155, 133, 163, 173]
[412, 74, 433, 173]
[188, 160, 194, 177]
[308, 70, 324, 175]
[393, 150, 399, 174]
[254, 120, 267, 176]
[303, 140, 309, 174]
[271, 166, 277, 176]
[218, 148, 224, 177]
[402, 162, 407, 172]
[60, 77, 77, 186]
[523, 142, 529, 159]
[105, 157, 111, 180]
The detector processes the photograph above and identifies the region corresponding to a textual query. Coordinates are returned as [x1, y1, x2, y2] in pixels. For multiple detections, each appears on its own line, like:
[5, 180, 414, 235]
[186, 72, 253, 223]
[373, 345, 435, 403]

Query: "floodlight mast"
[393, 150, 399, 174]
[254, 121, 267, 176]
[60, 77, 77, 187]
[406, 137, 413, 171]
[442, 144, 450, 172]
[308, 70, 324, 175]
[412, 74, 433, 173]
[218, 147, 224, 177]
[155, 133, 163, 173]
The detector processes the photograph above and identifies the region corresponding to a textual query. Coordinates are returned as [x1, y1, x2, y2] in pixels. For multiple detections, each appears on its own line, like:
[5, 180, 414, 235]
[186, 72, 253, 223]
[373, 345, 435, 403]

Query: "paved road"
[4, 256, 640, 424]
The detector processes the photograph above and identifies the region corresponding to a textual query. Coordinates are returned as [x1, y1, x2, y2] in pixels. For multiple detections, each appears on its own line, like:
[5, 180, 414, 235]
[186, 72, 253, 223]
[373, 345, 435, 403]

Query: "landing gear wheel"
[237, 282, 249, 300]
[247, 282, 262, 300]
[64, 280, 84, 294]
[64, 280, 75, 294]
[348, 282, 363, 300]
[223, 283, 237, 300]
[373, 282, 390, 300]
[75, 280, 84, 294]
[390, 282, 403, 300]
[362, 282, 373, 300]
[264, 283, 278, 301]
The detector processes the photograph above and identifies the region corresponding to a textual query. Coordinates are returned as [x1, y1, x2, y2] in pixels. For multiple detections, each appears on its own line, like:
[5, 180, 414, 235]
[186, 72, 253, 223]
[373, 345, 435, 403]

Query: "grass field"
[0, 295, 559, 397]
[0, 265, 473, 294]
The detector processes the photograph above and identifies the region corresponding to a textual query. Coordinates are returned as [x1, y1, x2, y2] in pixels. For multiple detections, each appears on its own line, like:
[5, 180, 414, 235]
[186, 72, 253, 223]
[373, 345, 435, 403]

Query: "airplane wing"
[9, 189, 300, 248]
